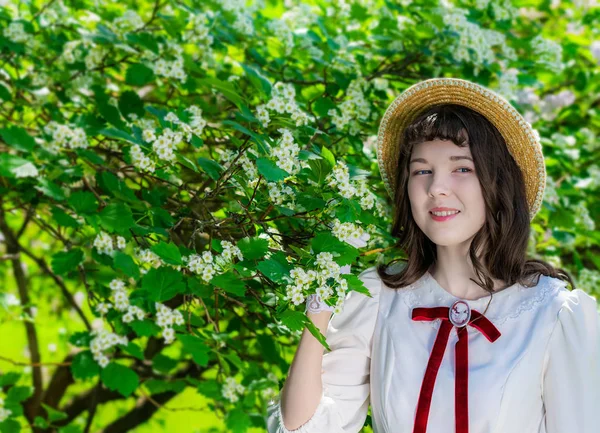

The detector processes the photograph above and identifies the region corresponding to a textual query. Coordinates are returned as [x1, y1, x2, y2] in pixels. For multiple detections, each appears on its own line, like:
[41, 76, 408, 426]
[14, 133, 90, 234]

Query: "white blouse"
[266, 266, 600, 433]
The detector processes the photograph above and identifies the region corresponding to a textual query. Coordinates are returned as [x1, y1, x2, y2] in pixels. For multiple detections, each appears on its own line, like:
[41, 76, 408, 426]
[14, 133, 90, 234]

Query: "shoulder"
[543, 275, 598, 316]
[336, 266, 383, 314]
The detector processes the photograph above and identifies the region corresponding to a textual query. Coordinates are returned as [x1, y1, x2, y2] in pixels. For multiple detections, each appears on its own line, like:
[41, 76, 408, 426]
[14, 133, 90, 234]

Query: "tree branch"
[0, 199, 43, 422]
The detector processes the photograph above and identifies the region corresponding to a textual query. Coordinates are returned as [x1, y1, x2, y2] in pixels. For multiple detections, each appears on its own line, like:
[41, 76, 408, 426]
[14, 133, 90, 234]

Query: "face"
[407, 138, 486, 249]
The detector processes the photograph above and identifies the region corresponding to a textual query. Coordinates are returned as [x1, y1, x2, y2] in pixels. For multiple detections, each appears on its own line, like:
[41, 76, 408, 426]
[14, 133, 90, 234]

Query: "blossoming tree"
[0, 0, 599, 432]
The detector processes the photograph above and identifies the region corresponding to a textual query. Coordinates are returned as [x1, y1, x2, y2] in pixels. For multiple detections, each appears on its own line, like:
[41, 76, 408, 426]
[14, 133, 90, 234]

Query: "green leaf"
[41, 403, 67, 422]
[320, 146, 336, 169]
[130, 319, 161, 337]
[6, 386, 33, 403]
[256, 158, 289, 181]
[126, 32, 159, 54]
[99, 202, 135, 234]
[210, 271, 246, 297]
[95, 90, 125, 129]
[240, 63, 272, 97]
[310, 232, 358, 266]
[195, 379, 221, 399]
[221, 120, 269, 153]
[125, 63, 155, 86]
[197, 157, 224, 180]
[71, 351, 100, 380]
[0, 83, 12, 102]
[100, 362, 139, 397]
[113, 251, 140, 279]
[237, 237, 269, 260]
[257, 254, 292, 283]
[0, 154, 30, 178]
[99, 127, 138, 145]
[34, 417, 49, 429]
[0, 372, 20, 388]
[68, 191, 98, 214]
[69, 331, 92, 347]
[144, 379, 186, 395]
[0, 126, 36, 152]
[296, 193, 326, 212]
[51, 249, 84, 275]
[198, 77, 244, 108]
[152, 353, 177, 373]
[305, 318, 330, 351]
[177, 334, 210, 366]
[100, 171, 138, 203]
[0, 419, 21, 433]
[341, 273, 371, 297]
[141, 267, 186, 302]
[51, 206, 80, 228]
[278, 310, 307, 332]
[118, 90, 145, 119]
[150, 241, 182, 265]
[121, 342, 144, 361]
[35, 178, 66, 201]
[225, 408, 252, 433]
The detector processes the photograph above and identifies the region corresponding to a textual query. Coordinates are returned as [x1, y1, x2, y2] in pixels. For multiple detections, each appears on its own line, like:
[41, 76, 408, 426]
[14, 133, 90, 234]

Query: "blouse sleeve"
[542, 288, 600, 432]
[265, 267, 382, 433]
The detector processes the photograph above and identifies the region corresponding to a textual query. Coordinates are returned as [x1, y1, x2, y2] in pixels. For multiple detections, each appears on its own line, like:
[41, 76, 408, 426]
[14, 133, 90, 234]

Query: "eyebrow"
[409, 156, 474, 164]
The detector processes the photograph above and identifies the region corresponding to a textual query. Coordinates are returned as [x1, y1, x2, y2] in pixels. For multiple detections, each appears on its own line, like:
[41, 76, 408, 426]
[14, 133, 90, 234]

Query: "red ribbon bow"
[411, 305, 501, 433]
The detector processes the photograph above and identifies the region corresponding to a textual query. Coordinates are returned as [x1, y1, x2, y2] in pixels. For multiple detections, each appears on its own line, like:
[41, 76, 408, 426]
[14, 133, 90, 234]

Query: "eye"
[412, 168, 473, 175]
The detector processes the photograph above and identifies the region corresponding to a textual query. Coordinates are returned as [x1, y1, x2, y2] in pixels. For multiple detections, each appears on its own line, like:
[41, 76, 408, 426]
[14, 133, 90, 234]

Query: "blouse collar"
[402, 271, 567, 326]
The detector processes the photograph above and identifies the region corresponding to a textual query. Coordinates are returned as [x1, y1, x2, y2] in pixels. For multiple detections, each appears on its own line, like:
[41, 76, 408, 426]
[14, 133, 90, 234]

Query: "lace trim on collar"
[402, 273, 568, 327]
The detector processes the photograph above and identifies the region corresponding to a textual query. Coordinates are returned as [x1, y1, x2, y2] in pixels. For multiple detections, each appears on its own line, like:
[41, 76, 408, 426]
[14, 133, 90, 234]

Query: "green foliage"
[0, 0, 599, 432]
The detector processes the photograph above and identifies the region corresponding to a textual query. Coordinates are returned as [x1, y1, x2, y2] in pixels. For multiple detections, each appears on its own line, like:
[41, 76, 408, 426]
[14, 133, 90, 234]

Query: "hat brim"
[376, 78, 546, 221]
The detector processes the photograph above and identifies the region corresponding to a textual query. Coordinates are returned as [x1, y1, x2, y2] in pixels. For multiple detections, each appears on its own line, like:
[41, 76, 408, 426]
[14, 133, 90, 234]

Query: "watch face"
[449, 300, 471, 328]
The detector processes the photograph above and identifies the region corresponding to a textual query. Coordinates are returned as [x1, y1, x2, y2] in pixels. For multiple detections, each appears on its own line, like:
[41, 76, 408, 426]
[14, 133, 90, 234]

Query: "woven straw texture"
[376, 78, 546, 221]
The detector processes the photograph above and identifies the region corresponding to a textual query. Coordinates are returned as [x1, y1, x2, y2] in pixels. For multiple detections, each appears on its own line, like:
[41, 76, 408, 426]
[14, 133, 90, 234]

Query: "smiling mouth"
[429, 211, 460, 221]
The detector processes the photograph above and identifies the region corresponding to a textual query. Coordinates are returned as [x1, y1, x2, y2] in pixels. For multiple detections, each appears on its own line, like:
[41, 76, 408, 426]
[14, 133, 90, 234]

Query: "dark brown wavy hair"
[376, 104, 574, 313]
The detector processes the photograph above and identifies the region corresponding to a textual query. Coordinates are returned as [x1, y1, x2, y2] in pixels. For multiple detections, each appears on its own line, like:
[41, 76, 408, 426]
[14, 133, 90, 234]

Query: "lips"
[430, 210, 460, 222]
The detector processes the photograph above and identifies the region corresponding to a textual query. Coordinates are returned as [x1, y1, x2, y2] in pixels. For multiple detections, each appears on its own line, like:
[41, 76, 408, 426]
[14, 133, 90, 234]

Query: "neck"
[429, 245, 505, 300]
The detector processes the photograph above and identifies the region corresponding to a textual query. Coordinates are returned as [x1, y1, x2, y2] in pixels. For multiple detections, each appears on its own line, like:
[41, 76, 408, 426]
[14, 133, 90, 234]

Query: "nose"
[427, 173, 451, 198]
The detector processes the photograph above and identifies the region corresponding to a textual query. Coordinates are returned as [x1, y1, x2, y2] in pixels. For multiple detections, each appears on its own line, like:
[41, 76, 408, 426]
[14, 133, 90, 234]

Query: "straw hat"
[376, 77, 546, 221]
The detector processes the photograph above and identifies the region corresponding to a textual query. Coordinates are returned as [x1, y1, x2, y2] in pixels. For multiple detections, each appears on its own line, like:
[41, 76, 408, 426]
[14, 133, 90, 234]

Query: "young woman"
[266, 78, 600, 433]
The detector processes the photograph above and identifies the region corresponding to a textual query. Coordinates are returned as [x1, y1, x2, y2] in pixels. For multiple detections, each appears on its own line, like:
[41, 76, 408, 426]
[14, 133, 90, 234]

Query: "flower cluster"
[42, 122, 89, 153]
[255, 82, 314, 128]
[3, 22, 30, 44]
[84, 45, 108, 70]
[331, 220, 371, 248]
[0, 397, 11, 423]
[112, 10, 144, 35]
[150, 42, 187, 82]
[531, 35, 563, 74]
[185, 251, 217, 282]
[258, 228, 284, 251]
[267, 20, 294, 57]
[328, 77, 371, 135]
[90, 328, 128, 368]
[135, 248, 164, 269]
[130, 145, 156, 173]
[272, 128, 302, 175]
[441, 7, 514, 75]
[184, 241, 244, 282]
[325, 161, 376, 210]
[267, 182, 295, 206]
[218, 147, 260, 188]
[93, 232, 127, 256]
[155, 303, 185, 344]
[284, 252, 349, 314]
[143, 127, 182, 162]
[222, 377, 245, 403]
